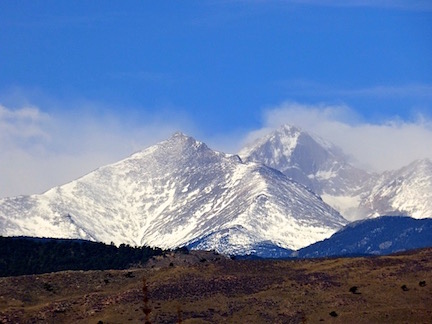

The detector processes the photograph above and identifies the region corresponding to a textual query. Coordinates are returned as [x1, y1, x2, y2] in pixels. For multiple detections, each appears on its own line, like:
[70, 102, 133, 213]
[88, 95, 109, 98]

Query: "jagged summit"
[240, 124, 367, 194]
[136, 131, 208, 155]
[167, 131, 204, 148]
[240, 125, 302, 171]
[269, 124, 304, 143]
[172, 131, 189, 138]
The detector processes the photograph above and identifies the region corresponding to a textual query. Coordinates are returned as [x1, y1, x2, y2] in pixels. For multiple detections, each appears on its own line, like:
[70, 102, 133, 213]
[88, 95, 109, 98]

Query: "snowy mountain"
[0, 132, 347, 255]
[296, 216, 432, 258]
[239, 125, 373, 220]
[239, 125, 432, 221]
[360, 159, 432, 219]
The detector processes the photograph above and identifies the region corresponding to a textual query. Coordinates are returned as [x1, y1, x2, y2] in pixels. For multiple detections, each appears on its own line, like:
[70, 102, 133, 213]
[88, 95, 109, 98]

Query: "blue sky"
[1, 1, 432, 197]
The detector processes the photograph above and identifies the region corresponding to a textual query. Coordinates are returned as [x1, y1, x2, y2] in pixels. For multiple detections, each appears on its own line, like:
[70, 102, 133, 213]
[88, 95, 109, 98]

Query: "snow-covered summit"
[239, 125, 302, 174]
[240, 124, 370, 194]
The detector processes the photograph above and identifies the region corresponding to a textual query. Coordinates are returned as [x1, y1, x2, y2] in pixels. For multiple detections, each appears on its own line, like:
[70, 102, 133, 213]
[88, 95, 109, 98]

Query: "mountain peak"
[239, 125, 302, 166]
[239, 124, 367, 191]
[251, 124, 303, 146]
[171, 131, 191, 140]
[158, 131, 210, 153]
[276, 124, 302, 136]
[168, 131, 200, 145]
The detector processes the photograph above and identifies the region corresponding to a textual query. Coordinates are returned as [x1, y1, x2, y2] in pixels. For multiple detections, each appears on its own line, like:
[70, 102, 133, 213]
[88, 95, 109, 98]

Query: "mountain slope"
[360, 159, 432, 219]
[296, 216, 432, 258]
[0, 133, 347, 254]
[239, 125, 373, 220]
[240, 125, 432, 221]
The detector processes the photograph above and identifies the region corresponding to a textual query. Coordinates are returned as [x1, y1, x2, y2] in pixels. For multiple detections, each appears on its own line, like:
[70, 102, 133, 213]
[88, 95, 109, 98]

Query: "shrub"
[329, 311, 338, 317]
[349, 286, 360, 294]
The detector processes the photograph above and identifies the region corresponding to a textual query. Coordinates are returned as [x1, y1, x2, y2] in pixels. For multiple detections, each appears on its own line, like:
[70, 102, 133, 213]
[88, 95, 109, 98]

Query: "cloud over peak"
[247, 101, 432, 172]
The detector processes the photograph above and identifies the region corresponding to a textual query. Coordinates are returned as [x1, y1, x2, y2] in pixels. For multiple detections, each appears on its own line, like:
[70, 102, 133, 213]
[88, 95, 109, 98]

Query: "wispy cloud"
[0, 101, 193, 198]
[244, 101, 432, 172]
[0, 105, 51, 147]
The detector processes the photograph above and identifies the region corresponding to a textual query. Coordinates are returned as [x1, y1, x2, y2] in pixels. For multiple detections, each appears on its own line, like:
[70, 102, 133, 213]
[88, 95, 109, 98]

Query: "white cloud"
[0, 105, 51, 147]
[0, 103, 192, 198]
[2, 98, 431, 198]
[245, 101, 432, 172]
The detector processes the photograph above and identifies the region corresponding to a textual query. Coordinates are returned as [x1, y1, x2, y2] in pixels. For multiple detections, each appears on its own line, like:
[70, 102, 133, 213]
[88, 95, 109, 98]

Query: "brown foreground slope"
[0, 249, 431, 324]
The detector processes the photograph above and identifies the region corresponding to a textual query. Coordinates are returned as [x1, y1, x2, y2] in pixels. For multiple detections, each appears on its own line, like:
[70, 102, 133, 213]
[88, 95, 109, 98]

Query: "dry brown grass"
[0, 249, 431, 323]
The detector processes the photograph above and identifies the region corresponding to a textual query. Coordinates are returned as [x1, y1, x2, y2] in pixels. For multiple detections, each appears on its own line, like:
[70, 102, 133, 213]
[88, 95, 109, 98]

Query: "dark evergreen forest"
[0, 236, 165, 277]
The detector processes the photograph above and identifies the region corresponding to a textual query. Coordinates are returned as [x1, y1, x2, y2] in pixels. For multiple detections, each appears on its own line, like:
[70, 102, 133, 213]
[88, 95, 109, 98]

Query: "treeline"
[0, 236, 165, 277]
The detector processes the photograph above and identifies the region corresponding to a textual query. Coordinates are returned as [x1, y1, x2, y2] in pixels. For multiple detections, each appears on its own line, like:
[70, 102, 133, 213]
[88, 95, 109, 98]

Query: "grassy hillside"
[0, 248, 431, 323]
